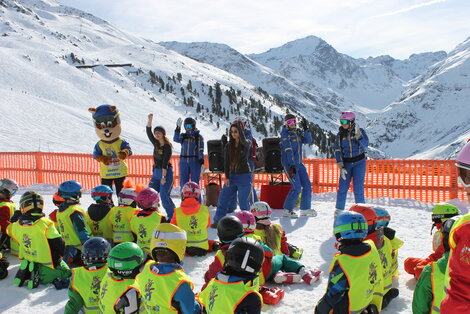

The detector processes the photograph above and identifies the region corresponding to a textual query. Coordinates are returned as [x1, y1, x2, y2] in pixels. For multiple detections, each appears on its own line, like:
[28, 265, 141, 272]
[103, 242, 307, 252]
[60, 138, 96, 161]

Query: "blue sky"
[58, 0, 469, 59]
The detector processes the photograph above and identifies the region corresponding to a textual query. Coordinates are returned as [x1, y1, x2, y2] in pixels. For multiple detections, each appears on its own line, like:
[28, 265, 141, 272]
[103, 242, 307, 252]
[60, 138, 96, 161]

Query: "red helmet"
[235, 210, 256, 232]
[136, 188, 160, 209]
[182, 181, 201, 199]
[349, 204, 377, 235]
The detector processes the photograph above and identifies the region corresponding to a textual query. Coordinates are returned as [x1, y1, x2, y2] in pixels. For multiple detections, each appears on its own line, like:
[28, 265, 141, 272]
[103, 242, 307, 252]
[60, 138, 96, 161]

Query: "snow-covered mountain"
[0, 0, 335, 157]
[367, 37, 470, 159]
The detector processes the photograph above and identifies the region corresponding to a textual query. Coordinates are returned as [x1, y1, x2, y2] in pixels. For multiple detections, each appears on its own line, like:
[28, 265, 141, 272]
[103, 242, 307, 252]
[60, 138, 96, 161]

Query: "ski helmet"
[456, 141, 470, 187]
[250, 201, 272, 221]
[52, 192, 65, 207]
[373, 207, 391, 228]
[235, 210, 256, 233]
[118, 188, 137, 206]
[181, 181, 201, 199]
[58, 180, 82, 202]
[233, 116, 249, 129]
[81, 237, 111, 265]
[184, 117, 196, 130]
[284, 113, 296, 125]
[19, 191, 44, 214]
[441, 215, 460, 252]
[339, 112, 356, 125]
[217, 216, 244, 243]
[333, 211, 368, 241]
[91, 185, 113, 203]
[431, 203, 460, 224]
[0, 178, 19, 198]
[91, 104, 120, 127]
[108, 242, 144, 278]
[136, 187, 160, 209]
[349, 204, 378, 235]
[224, 237, 264, 275]
[150, 223, 187, 263]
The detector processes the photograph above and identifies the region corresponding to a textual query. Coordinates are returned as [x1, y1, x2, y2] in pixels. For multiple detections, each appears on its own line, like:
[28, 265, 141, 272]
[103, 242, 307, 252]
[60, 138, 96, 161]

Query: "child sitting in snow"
[0, 178, 19, 256]
[110, 187, 139, 244]
[85, 185, 115, 243]
[65, 237, 111, 314]
[404, 203, 459, 279]
[48, 192, 65, 224]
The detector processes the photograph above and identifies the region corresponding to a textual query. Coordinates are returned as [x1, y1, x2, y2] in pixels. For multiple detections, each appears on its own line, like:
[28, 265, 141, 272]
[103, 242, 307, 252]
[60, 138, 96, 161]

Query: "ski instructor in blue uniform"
[280, 114, 316, 218]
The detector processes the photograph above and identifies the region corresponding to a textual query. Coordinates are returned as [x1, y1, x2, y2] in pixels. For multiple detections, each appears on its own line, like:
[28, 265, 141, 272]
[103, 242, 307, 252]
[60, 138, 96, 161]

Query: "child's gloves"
[354, 123, 362, 140]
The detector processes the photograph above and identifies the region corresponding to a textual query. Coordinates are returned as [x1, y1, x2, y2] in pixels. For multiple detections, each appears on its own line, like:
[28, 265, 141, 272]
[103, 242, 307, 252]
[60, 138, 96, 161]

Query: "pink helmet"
[182, 181, 201, 199]
[136, 187, 160, 209]
[235, 210, 256, 232]
[118, 188, 137, 206]
[250, 201, 272, 220]
[456, 141, 470, 187]
[339, 112, 356, 121]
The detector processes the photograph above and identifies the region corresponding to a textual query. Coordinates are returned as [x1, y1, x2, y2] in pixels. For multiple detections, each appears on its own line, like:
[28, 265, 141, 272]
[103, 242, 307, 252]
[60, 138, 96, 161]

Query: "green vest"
[71, 265, 108, 313]
[331, 240, 384, 313]
[130, 211, 164, 254]
[174, 204, 210, 250]
[431, 253, 449, 314]
[110, 205, 138, 243]
[85, 207, 114, 240]
[135, 261, 194, 313]
[199, 276, 262, 313]
[99, 271, 136, 313]
[378, 237, 394, 293]
[56, 204, 91, 249]
[390, 236, 403, 278]
[245, 233, 262, 242]
[1, 201, 19, 256]
[97, 138, 129, 179]
[254, 224, 283, 255]
[8, 217, 59, 268]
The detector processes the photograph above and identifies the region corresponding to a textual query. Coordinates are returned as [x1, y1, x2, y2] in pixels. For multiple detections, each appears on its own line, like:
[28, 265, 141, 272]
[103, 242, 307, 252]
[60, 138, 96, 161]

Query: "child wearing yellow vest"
[99, 242, 145, 313]
[135, 223, 201, 313]
[170, 181, 218, 256]
[7, 191, 71, 289]
[57, 180, 92, 267]
[130, 187, 166, 256]
[110, 188, 138, 244]
[199, 237, 264, 313]
[85, 185, 115, 242]
[65, 237, 111, 314]
[0, 178, 20, 257]
[316, 211, 384, 314]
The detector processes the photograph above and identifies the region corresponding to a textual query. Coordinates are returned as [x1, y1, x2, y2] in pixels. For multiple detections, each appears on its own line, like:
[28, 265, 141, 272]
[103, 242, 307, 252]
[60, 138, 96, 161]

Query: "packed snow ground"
[1, 184, 469, 313]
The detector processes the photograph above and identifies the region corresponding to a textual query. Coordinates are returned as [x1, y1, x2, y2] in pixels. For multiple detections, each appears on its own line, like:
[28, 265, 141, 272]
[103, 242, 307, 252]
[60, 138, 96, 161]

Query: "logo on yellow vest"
[209, 285, 219, 311]
[144, 279, 155, 301]
[23, 234, 32, 249]
[100, 281, 108, 299]
[115, 211, 122, 223]
[190, 216, 198, 230]
[139, 224, 147, 239]
[369, 262, 378, 284]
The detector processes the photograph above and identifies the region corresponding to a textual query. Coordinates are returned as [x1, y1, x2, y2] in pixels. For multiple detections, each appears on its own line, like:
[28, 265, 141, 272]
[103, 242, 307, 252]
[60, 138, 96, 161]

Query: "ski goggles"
[184, 123, 194, 130]
[286, 119, 296, 125]
[457, 164, 470, 187]
[94, 114, 119, 129]
[340, 119, 351, 125]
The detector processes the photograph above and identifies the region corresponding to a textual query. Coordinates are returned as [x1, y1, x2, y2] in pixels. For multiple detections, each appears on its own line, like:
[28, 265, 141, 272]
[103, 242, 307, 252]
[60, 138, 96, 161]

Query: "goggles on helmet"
[457, 165, 470, 187]
[184, 123, 194, 130]
[286, 119, 296, 125]
[94, 113, 119, 130]
[340, 119, 351, 125]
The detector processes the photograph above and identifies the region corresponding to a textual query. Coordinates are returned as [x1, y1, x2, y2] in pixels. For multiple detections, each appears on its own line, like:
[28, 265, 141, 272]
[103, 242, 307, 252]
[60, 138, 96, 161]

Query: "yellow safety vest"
[130, 211, 165, 254]
[99, 271, 136, 313]
[254, 224, 283, 255]
[199, 276, 262, 313]
[71, 264, 108, 313]
[244, 233, 262, 242]
[110, 205, 138, 243]
[56, 204, 91, 249]
[7, 217, 59, 268]
[97, 138, 129, 179]
[330, 240, 384, 313]
[85, 207, 114, 240]
[174, 204, 210, 250]
[444, 214, 470, 289]
[377, 237, 394, 293]
[390, 236, 403, 278]
[1, 201, 19, 256]
[135, 261, 194, 313]
[430, 253, 448, 314]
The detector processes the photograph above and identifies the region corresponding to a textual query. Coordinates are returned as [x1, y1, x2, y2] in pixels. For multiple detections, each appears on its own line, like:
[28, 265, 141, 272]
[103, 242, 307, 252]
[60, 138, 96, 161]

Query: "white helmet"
[118, 188, 137, 206]
[250, 201, 272, 220]
[0, 178, 19, 198]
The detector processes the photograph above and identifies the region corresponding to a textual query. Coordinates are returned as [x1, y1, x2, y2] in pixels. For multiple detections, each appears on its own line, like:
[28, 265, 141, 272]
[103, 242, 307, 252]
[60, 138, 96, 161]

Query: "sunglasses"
[184, 124, 194, 130]
[340, 119, 350, 125]
[286, 119, 296, 125]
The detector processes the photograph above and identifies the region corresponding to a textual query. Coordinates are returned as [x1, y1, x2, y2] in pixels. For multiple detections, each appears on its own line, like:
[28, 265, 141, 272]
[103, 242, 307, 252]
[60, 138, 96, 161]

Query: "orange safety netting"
[0, 152, 466, 203]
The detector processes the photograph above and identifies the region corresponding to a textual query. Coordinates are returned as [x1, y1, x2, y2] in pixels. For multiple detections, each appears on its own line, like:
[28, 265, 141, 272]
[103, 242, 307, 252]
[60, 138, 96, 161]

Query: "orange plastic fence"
[0, 152, 466, 203]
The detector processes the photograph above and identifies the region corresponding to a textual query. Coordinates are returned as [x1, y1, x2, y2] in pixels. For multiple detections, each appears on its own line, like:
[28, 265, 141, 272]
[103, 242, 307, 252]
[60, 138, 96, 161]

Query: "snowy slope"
[1, 184, 469, 313]
[367, 37, 470, 159]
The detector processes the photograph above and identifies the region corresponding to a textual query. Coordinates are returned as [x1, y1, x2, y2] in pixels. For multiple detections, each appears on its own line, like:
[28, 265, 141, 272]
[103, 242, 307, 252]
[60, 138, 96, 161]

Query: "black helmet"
[19, 191, 44, 214]
[224, 237, 264, 275]
[217, 216, 244, 243]
[284, 113, 296, 121]
[184, 117, 196, 130]
[442, 215, 460, 252]
[81, 237, 112, 265]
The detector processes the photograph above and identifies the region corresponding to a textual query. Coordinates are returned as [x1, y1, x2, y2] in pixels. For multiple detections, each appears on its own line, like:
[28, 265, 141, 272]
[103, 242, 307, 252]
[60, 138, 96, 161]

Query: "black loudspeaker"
[262, 137, 283, 173]
[207, 140, 224, 172]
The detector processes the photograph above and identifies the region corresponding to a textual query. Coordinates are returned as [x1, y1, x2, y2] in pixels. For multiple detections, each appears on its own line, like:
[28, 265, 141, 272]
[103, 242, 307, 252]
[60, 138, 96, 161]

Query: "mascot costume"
[89, 104, 132, 195]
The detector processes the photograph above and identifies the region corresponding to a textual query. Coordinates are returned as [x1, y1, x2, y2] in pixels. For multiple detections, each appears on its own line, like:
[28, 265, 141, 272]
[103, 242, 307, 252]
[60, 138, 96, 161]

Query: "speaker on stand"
[262, 137, 283, 173]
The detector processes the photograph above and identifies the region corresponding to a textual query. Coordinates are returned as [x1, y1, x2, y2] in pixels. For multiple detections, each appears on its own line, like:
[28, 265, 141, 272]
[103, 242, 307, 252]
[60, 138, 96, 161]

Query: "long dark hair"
[228, 125, 242, 173]
[156, 135, 173, 150]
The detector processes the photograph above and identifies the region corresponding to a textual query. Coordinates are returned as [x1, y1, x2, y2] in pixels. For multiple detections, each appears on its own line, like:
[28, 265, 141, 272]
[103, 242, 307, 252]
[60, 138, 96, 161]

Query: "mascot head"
[89, 104, 122, 141]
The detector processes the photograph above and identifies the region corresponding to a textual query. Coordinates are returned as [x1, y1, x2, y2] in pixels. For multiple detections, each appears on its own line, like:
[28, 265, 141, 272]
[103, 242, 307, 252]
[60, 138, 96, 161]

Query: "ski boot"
[0, 253, 9, 280]
[260, 286, 285, 305]
[273, 272, 302, 284]
[26, 262, 40, 289]
[13, 260, 31, 287]
[300, 268, 322, 285]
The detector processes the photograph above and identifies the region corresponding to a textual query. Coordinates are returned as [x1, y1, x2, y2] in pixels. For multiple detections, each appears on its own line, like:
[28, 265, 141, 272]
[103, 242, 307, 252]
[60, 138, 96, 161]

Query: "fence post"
[35, 152, 44, 184]
[449, 160, 459, 200]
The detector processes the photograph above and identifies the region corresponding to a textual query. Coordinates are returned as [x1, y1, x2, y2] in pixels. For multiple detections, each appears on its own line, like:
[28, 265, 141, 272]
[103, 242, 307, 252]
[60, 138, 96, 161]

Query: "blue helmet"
[373, 207, 390, 228]
[81, 237, 111, 265]
[58, 180, 82, 201]
[91, 185, 113, 202]
[334, 211, 368, 241]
